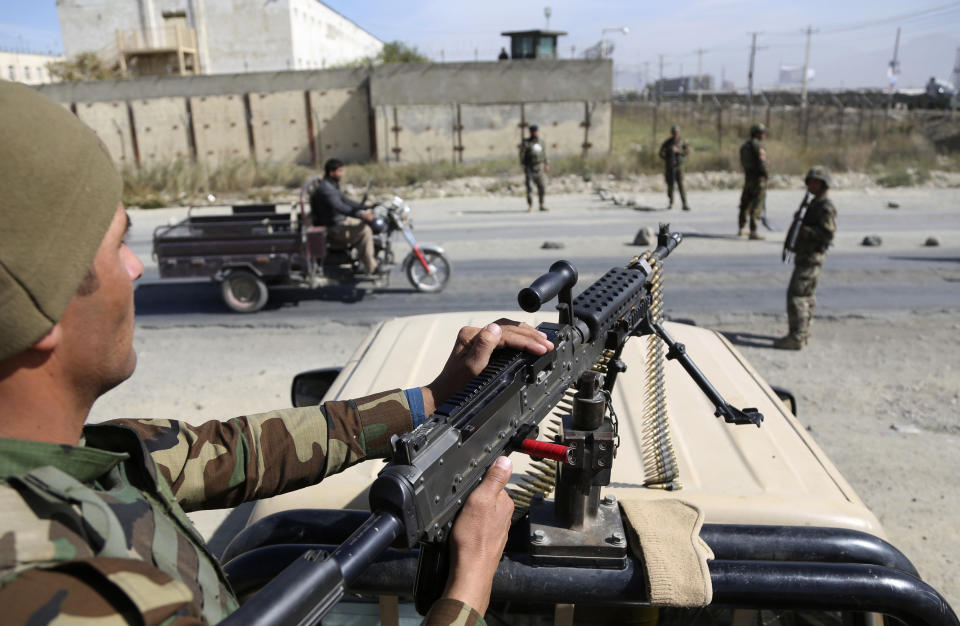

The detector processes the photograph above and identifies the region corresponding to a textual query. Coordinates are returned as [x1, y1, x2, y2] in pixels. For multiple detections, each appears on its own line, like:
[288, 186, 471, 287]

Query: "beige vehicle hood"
[248, 312, 884, 538]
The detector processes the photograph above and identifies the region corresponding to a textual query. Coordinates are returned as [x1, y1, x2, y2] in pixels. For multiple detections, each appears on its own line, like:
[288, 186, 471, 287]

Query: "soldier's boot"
[749, 231, 765, 240]
[737, 228, 747, 237]
[527, 202, 534, 213]
[682, 205, 691, 211]
[539, 205, 550, 211]
[773, 335, 804, 350]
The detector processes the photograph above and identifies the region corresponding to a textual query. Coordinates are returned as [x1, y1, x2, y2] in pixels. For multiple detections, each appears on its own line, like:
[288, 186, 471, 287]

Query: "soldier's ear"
[31, 325, 62, 352]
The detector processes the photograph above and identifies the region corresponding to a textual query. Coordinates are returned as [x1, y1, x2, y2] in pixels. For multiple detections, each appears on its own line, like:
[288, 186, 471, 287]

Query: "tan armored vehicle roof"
[249, 312, 884, 539]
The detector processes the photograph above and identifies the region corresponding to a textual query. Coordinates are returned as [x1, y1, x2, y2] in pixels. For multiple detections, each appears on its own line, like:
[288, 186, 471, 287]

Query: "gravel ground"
[90, 308, 960, 611]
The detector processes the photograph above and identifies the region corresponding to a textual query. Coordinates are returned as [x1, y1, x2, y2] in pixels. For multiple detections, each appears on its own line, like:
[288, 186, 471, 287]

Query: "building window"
[24, 67, 31, 80]
[7, 66, 14, 81]
[37, 67, 42, 81]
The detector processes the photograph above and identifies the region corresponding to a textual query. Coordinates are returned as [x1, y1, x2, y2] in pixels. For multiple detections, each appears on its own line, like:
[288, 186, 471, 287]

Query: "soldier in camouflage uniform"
[738, 123, 768, 240]
[774, 166, 837, 350]
[658, 125, 691, 211]
[520, 124, 550, 212]
[0, 81, 552, 625]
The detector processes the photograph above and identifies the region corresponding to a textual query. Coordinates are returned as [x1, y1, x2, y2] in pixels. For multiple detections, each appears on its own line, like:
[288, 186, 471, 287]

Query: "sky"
[1, 0, 958, 90]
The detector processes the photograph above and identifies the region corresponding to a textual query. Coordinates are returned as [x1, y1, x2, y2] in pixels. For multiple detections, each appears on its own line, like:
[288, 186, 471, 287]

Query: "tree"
[47, 52, 123, 82]
[378, 41, 429, 64]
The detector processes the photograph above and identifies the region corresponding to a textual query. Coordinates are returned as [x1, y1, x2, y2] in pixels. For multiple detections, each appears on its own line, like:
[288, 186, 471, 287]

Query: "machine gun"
[782, 192, 813, 263]
[223, 225, 763, 626]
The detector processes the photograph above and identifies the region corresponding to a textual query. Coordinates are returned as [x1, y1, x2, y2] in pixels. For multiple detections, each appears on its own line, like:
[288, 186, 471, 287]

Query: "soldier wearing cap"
[774, 166, 837, 350]
[520, 123, 550, 212]
[738, 123, 768, 239]
[0, 82, 552, 624]
[658, 125, 691, 211]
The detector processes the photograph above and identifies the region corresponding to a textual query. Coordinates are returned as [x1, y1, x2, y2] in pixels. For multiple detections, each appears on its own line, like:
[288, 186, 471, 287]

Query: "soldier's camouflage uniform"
[658, 135, 690, 209]
[520, 136, 548, 209]
[786, 194, 836, 343]
[738, 136, 768, 234]
[0, 390, 486, 626]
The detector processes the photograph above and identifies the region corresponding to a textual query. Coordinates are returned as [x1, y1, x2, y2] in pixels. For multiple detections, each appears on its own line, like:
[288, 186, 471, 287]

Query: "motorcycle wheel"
[221, 270, 269, 313]
[405, 250, 450, 293]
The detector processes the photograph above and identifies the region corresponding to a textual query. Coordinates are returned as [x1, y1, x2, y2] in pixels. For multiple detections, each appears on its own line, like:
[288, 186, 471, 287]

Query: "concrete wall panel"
[74, 100, 137, 169]
[459, 104, 522, 161]
[524, 101, 587, 158]
[309, 86, 370, 164]
[190, 94, 250, 167]
[587, 101, 612, 154]
[130, 97, 191, 165]
[385, 105, 456, 163]
[249, 90, 309, 163]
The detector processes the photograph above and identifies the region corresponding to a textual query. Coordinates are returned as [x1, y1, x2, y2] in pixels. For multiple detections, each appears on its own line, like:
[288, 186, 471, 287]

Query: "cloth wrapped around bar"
[621, 499, 714, 606]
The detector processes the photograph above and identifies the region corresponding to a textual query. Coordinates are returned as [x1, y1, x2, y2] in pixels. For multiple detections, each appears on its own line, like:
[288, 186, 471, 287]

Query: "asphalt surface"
[129, 187, 960, 327]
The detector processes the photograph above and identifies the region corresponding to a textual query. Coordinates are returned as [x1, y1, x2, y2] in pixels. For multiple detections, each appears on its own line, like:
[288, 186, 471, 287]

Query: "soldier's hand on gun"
[423, 320, 554, 414]
[442, 455, 514, 615]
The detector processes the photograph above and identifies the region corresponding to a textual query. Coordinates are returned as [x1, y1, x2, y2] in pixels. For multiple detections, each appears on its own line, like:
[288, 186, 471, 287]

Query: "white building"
[56, 0, 383, 76]
[0, 50, 64, 84]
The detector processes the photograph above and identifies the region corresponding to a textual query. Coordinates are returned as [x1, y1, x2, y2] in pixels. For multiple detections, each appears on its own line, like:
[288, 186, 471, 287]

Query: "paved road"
[129, 188, 960, 327]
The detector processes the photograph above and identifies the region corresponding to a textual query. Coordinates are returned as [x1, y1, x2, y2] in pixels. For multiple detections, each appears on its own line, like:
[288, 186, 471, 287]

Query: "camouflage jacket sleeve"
[423, 598, 488, 626]
[110, 389, 413, 512]
[658, 138, 671, 161]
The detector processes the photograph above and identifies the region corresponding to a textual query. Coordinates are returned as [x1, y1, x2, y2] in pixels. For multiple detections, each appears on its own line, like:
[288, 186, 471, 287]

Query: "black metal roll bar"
[221, 509, 958, 626]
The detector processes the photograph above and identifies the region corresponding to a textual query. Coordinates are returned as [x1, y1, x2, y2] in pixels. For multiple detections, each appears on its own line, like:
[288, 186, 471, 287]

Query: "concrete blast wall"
[35, 60, 611, 170]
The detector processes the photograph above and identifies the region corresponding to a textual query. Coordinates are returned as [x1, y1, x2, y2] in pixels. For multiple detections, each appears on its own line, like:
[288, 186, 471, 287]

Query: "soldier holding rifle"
[659, 124, 691, 211]
[775, 166, 837, 350]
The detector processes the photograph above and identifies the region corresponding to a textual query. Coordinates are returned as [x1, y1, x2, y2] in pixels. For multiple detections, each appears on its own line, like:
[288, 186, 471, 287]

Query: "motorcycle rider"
[310, 158, 381, 275]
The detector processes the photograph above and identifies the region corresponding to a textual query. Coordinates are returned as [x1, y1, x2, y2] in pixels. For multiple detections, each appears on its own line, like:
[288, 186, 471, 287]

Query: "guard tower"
[501, 30, 568, 60]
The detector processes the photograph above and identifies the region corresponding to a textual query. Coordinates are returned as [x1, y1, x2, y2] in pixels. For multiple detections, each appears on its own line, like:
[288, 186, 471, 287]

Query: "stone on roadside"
[924, 236, 940, 247]
[890, 423, 922, 435]
[861, 235, 882, 247]
[633, 226, 655, 246]
[541, 241, 565, 249]
[887, 201, 900, 209]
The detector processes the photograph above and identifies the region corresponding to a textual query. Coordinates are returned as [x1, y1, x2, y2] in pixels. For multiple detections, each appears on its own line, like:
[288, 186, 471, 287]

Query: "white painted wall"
[56, 0, 382, 75]
[288, 0, 382, 70]
[0, 51, 64, 84]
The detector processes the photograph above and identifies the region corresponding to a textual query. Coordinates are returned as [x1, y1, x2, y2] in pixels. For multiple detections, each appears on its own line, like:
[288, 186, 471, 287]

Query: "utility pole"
[544, 6, 551, 30]
[800, 25, 817, 109]
[696, 48, 704, 103]
[747, 32, 761, 118]
[644, 61, 650, 99]
[658, 53, 664, 103]
[887, 27, 901, 107]
[952, 46, 960, 90]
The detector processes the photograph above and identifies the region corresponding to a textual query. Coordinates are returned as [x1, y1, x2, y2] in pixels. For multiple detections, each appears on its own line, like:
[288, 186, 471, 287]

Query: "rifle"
[224, 225, 763, 626]
[782, 192, 813, 263]
[760, 190, 776, 231]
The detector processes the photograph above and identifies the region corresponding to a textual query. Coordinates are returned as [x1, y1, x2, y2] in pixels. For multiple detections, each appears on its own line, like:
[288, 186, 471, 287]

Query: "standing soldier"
[520, 123, 550, 212]
[775, 166, 837, 350]
[658, 124, 691, 211]
[738, 123, 768, 239]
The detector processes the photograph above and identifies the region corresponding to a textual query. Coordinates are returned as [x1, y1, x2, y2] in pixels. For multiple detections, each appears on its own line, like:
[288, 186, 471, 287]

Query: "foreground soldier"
[0, 82, 551, 625]
[520, 123, 550, 212]
[658, 125, 691, 211]
[774, 166, 837, 350]
[738, 123, 768, 240]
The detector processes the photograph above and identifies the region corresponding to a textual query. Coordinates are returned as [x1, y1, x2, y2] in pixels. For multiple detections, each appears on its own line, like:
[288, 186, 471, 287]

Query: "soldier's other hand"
[545, 163, 550, 174]
[424, 320, 553, 413]
[360, 211, 375, 223]
[442, 456, 514, 616]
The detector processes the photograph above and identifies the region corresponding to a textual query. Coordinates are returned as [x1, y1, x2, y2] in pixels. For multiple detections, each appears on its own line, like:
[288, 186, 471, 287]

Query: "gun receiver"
[226, 225, 762, 625]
